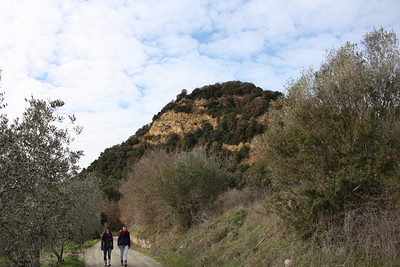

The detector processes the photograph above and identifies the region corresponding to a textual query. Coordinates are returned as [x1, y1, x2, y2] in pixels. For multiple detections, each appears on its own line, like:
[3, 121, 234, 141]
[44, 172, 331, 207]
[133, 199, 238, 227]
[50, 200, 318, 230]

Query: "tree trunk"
[51, 243, 65, 264]
[32, 249, 40, 267]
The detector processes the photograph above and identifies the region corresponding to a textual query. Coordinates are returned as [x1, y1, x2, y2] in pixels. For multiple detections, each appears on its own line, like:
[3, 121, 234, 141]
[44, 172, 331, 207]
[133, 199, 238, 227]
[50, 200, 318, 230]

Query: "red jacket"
[118, 230, 131, 247]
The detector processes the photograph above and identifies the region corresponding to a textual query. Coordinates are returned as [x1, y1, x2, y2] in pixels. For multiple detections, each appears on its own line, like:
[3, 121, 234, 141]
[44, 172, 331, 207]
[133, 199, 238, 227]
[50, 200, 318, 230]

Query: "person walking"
[101, 228, 114, 267]
[118, 226, 131, 267]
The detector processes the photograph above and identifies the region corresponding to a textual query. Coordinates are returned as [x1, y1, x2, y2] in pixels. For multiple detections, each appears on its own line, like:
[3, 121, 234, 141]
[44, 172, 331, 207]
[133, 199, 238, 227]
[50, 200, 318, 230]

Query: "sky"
[0, 0, 399, 168]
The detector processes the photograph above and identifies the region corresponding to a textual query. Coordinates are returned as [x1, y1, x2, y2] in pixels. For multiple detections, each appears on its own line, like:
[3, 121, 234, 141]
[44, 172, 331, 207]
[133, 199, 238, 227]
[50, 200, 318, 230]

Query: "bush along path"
[84, 237, 163, 267]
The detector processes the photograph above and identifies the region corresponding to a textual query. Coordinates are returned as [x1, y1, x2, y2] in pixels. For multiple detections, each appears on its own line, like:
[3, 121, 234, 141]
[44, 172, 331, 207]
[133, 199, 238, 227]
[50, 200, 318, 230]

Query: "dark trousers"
[103, 248, 112, 260]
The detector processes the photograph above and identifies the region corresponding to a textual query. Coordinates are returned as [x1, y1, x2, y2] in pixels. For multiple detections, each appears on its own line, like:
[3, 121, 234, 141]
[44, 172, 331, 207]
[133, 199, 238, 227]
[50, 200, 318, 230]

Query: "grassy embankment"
[133, 203, 397, 267]
[41, 239, 99, 267]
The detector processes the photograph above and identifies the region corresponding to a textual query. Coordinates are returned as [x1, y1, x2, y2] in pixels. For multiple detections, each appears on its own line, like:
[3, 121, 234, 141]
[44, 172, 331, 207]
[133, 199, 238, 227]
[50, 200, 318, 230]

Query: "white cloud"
[0, 0, 399, 168]
[199, 31, 265, 60]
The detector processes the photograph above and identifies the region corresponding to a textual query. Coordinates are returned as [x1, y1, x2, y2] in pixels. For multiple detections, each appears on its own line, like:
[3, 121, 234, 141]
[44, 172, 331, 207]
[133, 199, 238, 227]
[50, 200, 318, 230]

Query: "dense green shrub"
[234, 145, 250, 163]
[151, 149, 230, 228]
[262, 28, 400, 238]
[165, 133, 180, 151]
[243, 160, 271, 192]
[182, 132, 197, 150]
[173, 104, 193, 113]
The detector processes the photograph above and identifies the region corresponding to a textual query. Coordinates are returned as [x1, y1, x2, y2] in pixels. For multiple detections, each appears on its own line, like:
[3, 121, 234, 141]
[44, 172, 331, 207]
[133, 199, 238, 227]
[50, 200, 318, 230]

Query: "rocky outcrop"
[144, 110, 217, 145]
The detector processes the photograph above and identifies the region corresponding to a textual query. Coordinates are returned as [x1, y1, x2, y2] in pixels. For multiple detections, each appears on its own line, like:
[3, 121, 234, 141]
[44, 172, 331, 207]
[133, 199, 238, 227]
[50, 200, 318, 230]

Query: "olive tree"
[45, 174, 103, 263]
[0, 96, 99, 266]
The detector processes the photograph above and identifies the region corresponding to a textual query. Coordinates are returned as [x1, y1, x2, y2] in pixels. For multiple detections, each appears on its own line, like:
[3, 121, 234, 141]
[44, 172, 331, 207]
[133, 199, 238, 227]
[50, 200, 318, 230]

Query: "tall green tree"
[46, 174, 102, 263]
[262, 28, 400, 238]
[0, 96, 99, 266]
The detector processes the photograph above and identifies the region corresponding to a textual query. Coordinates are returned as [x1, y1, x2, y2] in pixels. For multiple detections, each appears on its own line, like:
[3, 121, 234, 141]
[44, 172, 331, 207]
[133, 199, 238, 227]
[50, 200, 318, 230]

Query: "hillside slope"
[81, 81, 282, 201]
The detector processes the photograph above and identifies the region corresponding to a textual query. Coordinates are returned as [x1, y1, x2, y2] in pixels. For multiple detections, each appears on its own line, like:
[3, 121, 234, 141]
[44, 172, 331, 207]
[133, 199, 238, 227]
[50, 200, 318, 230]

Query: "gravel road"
[84, 238, 163, 267]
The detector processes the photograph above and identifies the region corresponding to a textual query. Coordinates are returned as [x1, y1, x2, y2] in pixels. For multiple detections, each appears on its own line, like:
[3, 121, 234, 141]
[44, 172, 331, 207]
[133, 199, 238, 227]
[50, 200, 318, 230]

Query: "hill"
[81, 81, 282, 201]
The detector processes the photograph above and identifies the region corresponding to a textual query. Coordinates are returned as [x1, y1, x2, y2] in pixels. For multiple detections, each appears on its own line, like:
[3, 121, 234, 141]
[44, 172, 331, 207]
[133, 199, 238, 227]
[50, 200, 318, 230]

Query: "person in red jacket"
[117, 226, 131, 267]
[101, 228, 114, 267]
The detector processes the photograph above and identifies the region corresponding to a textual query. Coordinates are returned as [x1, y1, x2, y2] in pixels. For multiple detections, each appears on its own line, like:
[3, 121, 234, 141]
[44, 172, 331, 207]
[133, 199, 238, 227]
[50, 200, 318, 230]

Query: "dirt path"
[84, 238, 163, 267]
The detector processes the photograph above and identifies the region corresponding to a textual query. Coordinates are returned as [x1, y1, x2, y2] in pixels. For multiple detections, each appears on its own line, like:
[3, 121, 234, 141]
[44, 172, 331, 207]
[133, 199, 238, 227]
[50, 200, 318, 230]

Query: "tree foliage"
[119, 150, 176, 229]
[154, 149, 230, 228]
[259, 28, 400, 238]
[46, 174, 102, 263]
[120, 149, 230, 229]
[0, 96, 101, 266]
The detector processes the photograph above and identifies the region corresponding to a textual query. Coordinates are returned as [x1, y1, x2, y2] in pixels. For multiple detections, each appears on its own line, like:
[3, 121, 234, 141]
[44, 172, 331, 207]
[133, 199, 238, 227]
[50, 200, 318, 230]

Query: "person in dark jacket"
[117, 226, 131, 267]
[101, 228, 114, 267]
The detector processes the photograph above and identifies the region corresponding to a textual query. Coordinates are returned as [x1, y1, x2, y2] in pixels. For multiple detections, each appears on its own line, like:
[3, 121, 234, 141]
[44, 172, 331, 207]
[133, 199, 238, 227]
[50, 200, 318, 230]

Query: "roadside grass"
[41, 239, 99, 267]
[131, 245, 166, 265]
[294, 252, 392, 267]
[0, 257, 6, 267]
[142, 201, 400, 267]
[150, 206, 273, 267]
[64, 239, 100, 252]
[41, 255, 84, 267]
